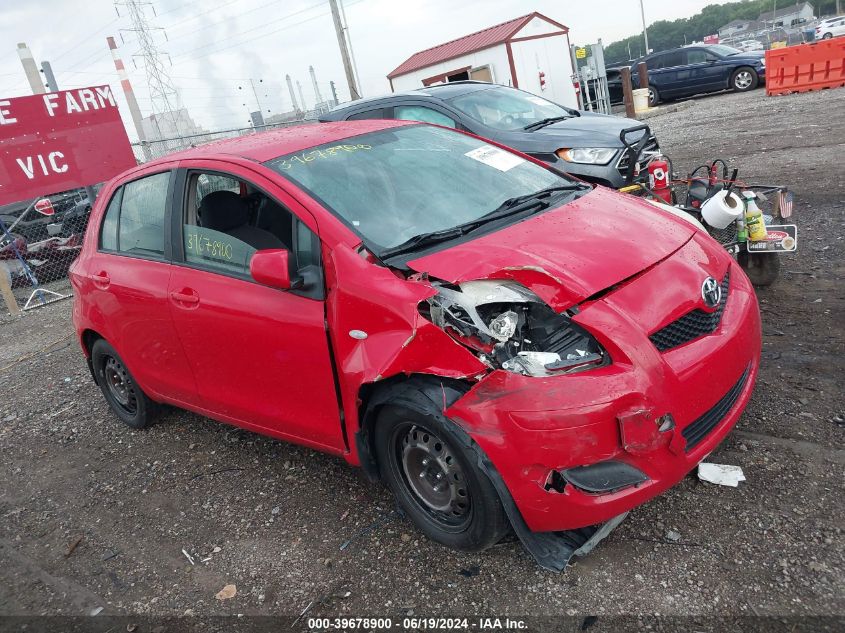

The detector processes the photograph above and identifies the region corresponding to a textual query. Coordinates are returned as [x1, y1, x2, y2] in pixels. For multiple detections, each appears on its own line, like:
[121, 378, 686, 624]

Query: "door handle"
[91, 271, 110, 288]
[170, 290, 199, 306]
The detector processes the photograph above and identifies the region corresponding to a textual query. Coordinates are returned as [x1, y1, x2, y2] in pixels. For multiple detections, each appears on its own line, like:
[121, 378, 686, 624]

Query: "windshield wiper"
[379, 184, 587, 260]
[524, 116, 573, 131]
[378, 226, 467, 259]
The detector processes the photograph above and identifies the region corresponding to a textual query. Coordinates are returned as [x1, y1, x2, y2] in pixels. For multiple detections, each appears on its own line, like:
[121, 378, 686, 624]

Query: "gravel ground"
[0, 88, 843, 629]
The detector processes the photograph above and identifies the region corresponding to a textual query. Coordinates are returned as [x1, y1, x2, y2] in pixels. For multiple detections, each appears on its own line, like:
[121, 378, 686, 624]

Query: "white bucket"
[632, 88, 650, 112]
[701, 190, 745, 229]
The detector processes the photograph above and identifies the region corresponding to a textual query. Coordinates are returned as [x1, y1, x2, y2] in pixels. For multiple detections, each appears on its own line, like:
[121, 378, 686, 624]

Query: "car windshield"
[446, 86, 574, 131]
[265, 124, 582, 254]
[707, 44, 743, 57]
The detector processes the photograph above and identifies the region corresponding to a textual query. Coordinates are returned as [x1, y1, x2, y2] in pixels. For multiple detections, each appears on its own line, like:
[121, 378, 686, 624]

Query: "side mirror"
[250, 248, 293, 290]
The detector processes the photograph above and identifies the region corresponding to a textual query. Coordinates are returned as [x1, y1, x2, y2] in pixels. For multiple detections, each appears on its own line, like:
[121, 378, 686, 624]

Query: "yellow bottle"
[744, 194, 768, 242]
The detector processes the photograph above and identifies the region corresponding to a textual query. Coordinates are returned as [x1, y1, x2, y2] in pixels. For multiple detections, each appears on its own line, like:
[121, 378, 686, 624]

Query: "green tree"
[597, 1, 838, 65]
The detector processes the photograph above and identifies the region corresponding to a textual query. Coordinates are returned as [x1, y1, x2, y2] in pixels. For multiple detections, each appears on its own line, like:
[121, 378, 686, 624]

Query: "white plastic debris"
[698, 463, 746, 487]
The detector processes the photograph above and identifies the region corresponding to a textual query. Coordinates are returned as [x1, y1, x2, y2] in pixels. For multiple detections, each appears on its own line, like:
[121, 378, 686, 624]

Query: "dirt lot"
[1, 88, 843, 630]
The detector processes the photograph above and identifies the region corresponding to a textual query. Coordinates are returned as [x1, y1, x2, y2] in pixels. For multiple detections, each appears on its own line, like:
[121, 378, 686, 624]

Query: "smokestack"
[17, 43, 45, 94]
[286, 73, 300, 114]
[108, 36, 151, 160]
[309, 65, 323, 107]
[297, 80, 307, 114]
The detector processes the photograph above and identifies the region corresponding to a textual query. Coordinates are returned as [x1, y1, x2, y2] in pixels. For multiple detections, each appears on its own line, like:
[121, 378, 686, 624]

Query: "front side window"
[266, 125, 586, 258]
[99, 171, 170, 257]
[184, 172, 321, 295]
[447, 86, 573, 131]
[686, 49, 708, 64]
[394, 105, 457, 128]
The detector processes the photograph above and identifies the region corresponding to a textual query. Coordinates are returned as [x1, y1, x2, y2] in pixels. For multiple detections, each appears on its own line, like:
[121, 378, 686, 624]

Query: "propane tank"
[648, 158, 672, 204]
[743, 192, 768, 241]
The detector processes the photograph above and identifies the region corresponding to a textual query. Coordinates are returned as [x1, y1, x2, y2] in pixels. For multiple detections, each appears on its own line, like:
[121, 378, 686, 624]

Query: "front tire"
[374, 399, 509, 551]
[731, 67, 759, 92]
[738, 251, 780, 287]
[823, 32, 833, 39]
[91, 339, 157, 429]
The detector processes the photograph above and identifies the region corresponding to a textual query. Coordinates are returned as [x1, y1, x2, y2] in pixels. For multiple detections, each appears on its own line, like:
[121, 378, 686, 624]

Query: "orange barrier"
[765, 39, 845, 96]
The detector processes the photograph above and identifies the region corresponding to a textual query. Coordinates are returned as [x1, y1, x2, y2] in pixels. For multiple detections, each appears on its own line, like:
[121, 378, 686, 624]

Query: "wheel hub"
[736, 72, 752, 89]
[400, 426, 469, 520]
[104, 356, 135, 411]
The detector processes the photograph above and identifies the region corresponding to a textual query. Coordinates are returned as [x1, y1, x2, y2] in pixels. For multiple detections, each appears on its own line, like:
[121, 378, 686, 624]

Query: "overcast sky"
[0, 0, 717, 140]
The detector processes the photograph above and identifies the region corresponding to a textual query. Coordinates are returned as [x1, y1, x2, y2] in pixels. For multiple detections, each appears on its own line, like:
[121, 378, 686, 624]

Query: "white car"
[738, 39, 764, 51]
[816, 16, 845, 39]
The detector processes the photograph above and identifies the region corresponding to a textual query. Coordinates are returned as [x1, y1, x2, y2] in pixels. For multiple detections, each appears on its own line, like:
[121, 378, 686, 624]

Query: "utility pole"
[338, 0, 362, 97]
[329, 0, 360, 100]
[40, 61, 59, 92]
[638, 0, 650, 54]
[108, 35, 152, 160]
[17, 43, 45, 94]
[117, 0, 182, 138]
[286, 73, 301, 114]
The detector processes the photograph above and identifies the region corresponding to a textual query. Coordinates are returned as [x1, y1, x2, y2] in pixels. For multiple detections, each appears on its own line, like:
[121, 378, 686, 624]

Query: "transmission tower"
[116, 0, 182, 137]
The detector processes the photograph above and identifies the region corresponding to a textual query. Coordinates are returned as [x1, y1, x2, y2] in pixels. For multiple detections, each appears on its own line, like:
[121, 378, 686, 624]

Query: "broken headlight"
[421, 280, 605, 377]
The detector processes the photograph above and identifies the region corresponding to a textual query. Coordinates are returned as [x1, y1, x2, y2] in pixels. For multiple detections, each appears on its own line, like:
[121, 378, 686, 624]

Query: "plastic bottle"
[744, 193, 768, 242]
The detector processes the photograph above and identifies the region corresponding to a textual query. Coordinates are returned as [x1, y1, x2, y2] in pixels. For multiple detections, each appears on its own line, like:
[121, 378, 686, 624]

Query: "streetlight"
[639, 0, 650, 54]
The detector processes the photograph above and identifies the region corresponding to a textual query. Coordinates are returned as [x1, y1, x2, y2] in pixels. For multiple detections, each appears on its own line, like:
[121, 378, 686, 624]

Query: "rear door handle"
[170, 290, 199, 306]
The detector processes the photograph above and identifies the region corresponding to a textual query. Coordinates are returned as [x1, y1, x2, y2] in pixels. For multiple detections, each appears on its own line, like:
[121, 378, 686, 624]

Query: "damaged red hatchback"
[71, 121, 761, 570]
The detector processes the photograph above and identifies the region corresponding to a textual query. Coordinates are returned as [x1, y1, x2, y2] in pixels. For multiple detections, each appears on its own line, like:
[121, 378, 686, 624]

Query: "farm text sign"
[0, 85, 136, 206]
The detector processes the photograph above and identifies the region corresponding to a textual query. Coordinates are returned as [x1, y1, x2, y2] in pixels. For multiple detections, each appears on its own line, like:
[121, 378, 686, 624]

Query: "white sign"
[464, 145, 525, 172]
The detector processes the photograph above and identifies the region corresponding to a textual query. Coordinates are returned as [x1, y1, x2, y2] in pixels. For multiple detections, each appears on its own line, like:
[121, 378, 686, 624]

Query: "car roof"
[326, 80, 498, 114]
[143, 120, 414, 165]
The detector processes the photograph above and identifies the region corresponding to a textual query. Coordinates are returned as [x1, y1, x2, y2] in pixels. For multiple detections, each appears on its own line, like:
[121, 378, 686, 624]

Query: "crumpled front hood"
[406, 187, 695, 310]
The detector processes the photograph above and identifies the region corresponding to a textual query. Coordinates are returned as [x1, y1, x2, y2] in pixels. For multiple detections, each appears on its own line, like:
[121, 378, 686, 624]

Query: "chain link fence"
[1, 116, 322, 318]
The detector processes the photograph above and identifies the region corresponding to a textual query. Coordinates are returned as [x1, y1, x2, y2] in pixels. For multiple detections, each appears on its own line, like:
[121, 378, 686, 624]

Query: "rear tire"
[738, 251, 780, 287]
[731, 67, 758, 92]
[91, 339, 157, 429]
[374, 396, 509, 551]
[647, 85, 660, 107]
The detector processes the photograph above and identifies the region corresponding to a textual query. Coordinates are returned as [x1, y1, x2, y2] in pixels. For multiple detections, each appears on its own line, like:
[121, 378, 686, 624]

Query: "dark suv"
[632, 44, 766, 106]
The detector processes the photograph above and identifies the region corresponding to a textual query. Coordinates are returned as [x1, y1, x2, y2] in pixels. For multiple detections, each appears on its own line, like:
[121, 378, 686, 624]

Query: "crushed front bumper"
[446, 245, 762, 534]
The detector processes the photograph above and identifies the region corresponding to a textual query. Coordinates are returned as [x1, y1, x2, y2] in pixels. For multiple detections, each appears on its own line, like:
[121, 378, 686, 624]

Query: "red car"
[70, 121, 761, 570]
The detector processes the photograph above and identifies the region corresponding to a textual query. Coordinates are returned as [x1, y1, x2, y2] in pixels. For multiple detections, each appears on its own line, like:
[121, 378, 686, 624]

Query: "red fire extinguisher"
[648, 157, 672, 204]
[539, 70, 547, 91]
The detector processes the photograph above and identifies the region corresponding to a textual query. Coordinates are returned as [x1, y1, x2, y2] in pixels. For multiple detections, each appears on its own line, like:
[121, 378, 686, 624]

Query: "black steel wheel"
[374, 396, 510, 551]
[92, 339, 157, 429]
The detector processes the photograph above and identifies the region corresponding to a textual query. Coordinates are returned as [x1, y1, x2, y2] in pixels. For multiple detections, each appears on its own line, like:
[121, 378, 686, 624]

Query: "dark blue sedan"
[632, 44, 766, 106]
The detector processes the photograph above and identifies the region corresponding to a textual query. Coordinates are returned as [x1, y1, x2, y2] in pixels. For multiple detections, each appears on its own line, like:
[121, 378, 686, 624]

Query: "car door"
[658, 51, 690, 97]
[85, 168, 198, 405]
[166, 160, 345, 453]
[685, 48, 725, 92]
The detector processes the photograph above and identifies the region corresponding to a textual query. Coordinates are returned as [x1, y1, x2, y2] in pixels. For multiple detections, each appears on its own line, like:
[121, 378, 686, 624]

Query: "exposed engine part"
[421, 280, 605, 377]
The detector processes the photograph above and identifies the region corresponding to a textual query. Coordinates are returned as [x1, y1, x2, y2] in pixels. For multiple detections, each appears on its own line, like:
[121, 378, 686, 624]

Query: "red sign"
[0, 85, 136, 206]
[703, 34, 720, 44]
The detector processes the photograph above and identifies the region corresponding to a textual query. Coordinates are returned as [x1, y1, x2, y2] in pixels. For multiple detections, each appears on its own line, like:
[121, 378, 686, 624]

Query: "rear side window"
[119, 173, 170, 255]
[99, 188, 122, 250]
[346, 108, 387, 120]
[395, 105, 457, 128]
[99, 171, 170, 257]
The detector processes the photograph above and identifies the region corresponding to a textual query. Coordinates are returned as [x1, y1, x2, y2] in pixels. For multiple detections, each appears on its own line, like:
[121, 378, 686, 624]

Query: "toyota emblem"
[701, 277, 721, 308]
